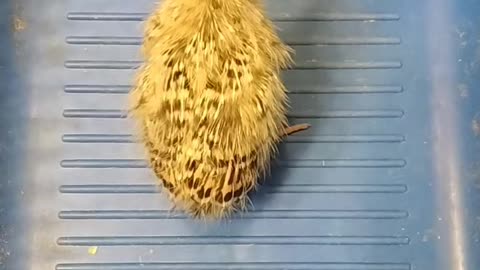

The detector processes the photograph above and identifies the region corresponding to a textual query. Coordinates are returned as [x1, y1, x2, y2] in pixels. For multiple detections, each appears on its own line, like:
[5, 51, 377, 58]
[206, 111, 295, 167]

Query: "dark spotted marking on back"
[208, 140, 215, 149]
[171, 99, 181, 110]
[213, 158, 230, 168]
[215, 192, 223, 203]
[197, 187, 205, 199]
[224, 191, 233, 202]
[193, 179, 200, 189]
[207, 80, 222, 93]
[162, 179, 175, 192]
[205, 188, 212, 198]
[217, 172, 226, 189]
[183, 78, 190, 89]
[168, 137, 179, 144]
[173, 71, 182, 81]
[211, 1, 220, 9]
[233, 188, 243, 198]
[234, 59, 243, 65]
[227, 170, 235, 185]
[188, 160, 197, 171]
[209, 100, 220, 109]
[186, 177, 194, 189]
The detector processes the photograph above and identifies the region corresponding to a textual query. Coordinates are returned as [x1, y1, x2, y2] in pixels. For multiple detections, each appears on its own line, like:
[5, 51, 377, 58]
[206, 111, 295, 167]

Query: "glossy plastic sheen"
[1, 0, 479, 269]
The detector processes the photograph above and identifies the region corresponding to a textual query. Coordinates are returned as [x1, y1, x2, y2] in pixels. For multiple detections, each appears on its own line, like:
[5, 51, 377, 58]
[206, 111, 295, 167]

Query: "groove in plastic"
[66, 12, 401, 22]
[61, 134, 405, 143]
[58, 184, 408, 194]
[58, 210, 409, 220]
[60, 159, 406, 169]
[64, 60, 402, 70]
[57, 235, 410, 246]
[63, 84, 404, 95]
[62, 109, 404, 119]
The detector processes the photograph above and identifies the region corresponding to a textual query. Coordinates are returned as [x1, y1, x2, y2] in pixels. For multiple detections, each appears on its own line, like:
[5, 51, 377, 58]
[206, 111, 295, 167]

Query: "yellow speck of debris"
[13, 16, 26, 32]
[88, 246, 98, 255]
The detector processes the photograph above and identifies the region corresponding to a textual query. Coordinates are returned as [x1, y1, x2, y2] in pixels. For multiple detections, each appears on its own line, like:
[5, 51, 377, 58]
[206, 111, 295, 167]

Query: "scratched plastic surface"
[1, 0, 480, 269]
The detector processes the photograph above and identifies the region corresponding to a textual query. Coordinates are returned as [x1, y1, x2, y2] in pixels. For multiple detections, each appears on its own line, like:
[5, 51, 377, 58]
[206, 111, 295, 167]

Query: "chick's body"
[130, 0, 293, 218]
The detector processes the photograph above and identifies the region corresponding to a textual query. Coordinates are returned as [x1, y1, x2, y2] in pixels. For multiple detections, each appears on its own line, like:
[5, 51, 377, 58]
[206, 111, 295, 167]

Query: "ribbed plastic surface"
[1, 0, 480, 269]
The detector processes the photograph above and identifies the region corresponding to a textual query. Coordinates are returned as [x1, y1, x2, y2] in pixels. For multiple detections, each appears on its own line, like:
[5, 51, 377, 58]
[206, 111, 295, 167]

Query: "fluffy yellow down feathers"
[129, 0, 309, 219]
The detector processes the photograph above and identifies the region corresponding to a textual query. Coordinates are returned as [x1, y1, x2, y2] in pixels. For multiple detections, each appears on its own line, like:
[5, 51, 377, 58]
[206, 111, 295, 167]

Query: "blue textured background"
[0, 0, 479, 269]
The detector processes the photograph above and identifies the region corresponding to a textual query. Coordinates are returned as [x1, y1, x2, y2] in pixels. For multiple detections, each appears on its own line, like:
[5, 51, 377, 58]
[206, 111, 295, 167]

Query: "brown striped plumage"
[129, 0, 309, 219]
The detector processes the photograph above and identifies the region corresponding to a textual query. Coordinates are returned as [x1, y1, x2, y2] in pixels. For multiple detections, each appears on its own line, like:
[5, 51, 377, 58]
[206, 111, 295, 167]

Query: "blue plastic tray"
[1, 0, 479, 269]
